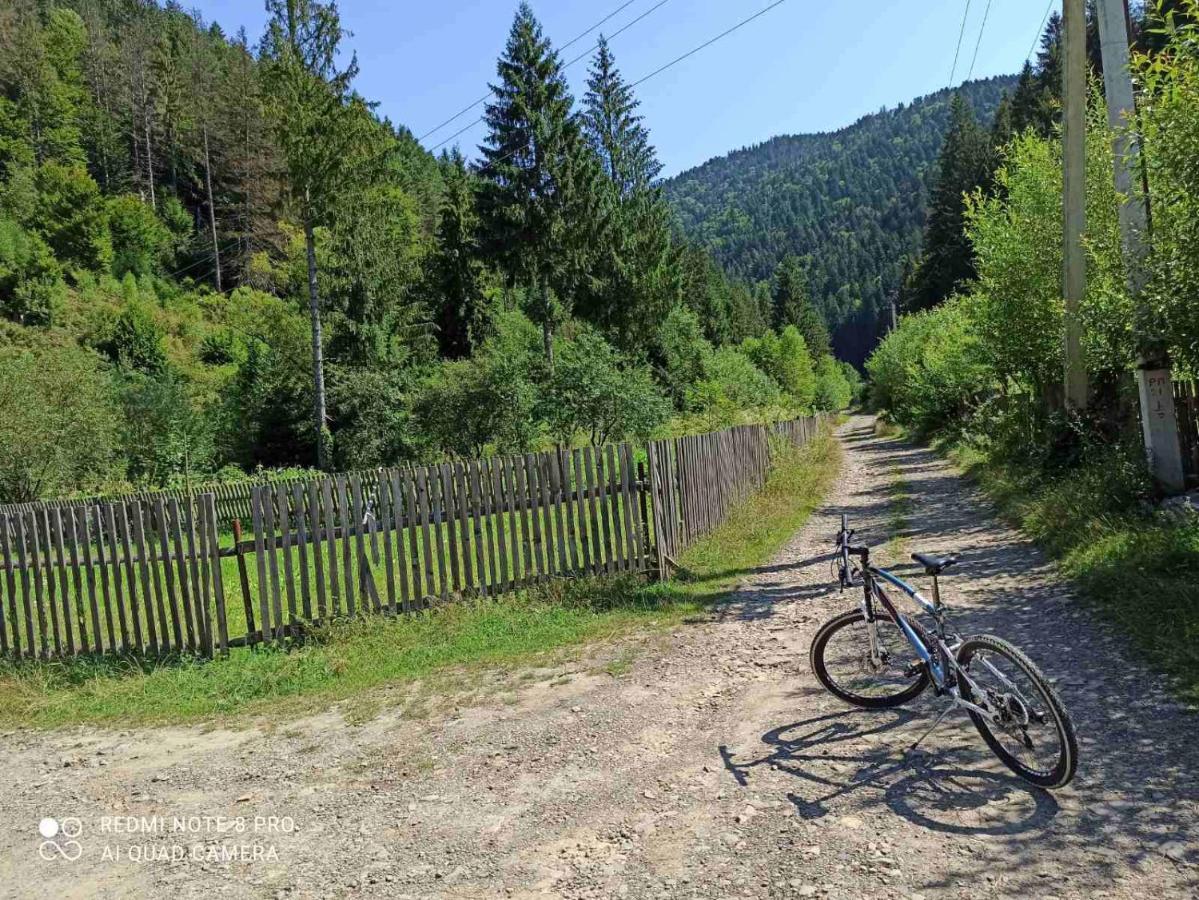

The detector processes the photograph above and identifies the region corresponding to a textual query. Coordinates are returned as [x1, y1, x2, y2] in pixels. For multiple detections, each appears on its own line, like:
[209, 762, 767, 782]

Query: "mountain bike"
[809, 514, 1078, 789]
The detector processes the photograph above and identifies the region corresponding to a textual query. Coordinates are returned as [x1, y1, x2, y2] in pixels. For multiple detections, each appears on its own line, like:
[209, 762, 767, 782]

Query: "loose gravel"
[2, 415, 1196, 899]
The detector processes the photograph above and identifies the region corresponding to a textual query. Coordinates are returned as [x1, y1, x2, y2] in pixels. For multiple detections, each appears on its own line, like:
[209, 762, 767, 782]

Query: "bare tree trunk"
[203, 125, 222, 292]
[541, 277, 555, 372]
[143, 106, 156, 209]
[304, 198, 328, 470]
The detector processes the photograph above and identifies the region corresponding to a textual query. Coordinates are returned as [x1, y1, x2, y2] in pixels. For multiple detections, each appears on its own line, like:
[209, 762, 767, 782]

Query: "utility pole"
[1095, 0, 1187, 492]
[1062, 0, 1089, 412]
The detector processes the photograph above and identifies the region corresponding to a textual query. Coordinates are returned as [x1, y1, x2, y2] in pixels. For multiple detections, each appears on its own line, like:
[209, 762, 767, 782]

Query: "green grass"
[948, 442, 1199, 707]
[2, 478, 655, 658]
[0, 430, 842, 729]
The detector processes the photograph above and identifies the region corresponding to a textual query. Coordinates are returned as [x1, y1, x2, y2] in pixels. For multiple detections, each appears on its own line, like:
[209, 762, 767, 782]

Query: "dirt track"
[2, 415, 1197, 899]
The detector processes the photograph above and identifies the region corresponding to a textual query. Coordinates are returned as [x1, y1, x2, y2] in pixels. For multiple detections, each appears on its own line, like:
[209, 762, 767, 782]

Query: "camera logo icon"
[38, 817, 83, 861]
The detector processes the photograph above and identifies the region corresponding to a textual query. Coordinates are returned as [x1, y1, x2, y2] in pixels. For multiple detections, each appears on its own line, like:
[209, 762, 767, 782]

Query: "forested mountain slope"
[663, 76, 1015, 364]
[0, 1, 856, 503]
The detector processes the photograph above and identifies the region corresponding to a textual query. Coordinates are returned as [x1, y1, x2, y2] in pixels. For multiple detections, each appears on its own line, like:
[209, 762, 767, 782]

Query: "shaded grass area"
[948, 442, 1199, 706]
[0, 431, 842, 729]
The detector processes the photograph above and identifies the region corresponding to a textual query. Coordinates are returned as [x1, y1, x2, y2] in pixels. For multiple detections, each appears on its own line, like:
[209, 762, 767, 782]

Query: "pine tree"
[476, 2, 587, 367]
[905, 93, 989, 311]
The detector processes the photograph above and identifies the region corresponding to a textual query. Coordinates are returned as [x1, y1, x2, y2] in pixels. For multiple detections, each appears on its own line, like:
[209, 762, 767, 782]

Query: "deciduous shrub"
[689, 347, 782, 425]
[108, 194, 172, 277]
[0, 218, 63, 325]
[814, 354, 853, 411]
[866, 298, 991, 435]
[742, 326, 816, 410]
[542, 329, 670, 446]
[0, 344, 119, 501]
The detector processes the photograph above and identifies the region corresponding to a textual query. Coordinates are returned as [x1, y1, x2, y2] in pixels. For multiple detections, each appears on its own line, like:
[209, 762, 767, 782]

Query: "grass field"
[0, 429, 841, 729]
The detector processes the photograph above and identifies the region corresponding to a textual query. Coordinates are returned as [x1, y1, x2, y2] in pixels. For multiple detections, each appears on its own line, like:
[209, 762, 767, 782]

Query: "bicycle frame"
[837, 527, 1003, 722]
[863, 563, 949, 686]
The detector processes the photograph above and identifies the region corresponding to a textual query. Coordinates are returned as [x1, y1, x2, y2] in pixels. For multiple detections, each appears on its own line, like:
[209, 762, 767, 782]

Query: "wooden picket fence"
[646, 417, 821, 576]
[1174, 380, 1199, 486]
[236, 442, 652, 648]
[0, 476, 317, 533]
[0, 494, 224, 659]
[0, 415, 824, 660]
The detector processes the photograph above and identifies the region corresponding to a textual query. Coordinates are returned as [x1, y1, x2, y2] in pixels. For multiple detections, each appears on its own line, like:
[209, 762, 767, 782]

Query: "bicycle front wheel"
[810, 609, 931, 708]
[957, 635, 1078, 789]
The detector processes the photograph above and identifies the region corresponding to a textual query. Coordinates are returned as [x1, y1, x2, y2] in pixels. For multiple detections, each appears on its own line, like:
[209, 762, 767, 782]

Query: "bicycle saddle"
[912, 552, 958, 576]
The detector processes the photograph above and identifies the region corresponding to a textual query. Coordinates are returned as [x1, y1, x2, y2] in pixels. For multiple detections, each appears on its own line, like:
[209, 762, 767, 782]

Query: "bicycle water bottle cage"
[911, 552, 958, 576]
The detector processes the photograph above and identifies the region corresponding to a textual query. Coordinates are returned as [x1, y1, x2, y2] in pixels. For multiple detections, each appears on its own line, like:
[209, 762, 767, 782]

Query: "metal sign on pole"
[1095, 0, 1187, 492]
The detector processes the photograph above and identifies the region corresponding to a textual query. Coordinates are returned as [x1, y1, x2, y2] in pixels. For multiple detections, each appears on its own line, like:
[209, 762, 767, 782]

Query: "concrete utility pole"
[1062, 0, 1089, 411]
[1095, 0, 1187, 492]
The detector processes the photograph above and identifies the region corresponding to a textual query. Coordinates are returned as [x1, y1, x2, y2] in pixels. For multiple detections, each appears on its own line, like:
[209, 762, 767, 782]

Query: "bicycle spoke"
[821, 617, 922, 699]
[966, 650, 1060, 775]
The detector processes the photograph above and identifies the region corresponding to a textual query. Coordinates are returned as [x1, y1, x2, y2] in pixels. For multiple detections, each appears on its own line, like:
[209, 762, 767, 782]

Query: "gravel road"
[3, 415, 1197, 900]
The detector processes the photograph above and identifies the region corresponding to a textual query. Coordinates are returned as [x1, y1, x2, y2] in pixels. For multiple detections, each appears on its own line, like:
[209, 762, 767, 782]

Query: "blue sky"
[193, 0, 1055, 177]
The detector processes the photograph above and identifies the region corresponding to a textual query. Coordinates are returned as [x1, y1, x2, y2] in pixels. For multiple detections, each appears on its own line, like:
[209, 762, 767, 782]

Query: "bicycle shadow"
[719, 705, 1059, 837]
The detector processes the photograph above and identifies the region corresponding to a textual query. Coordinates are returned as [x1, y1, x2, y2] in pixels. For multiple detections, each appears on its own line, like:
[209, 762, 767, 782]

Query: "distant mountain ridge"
[663, 75, 1016, 364]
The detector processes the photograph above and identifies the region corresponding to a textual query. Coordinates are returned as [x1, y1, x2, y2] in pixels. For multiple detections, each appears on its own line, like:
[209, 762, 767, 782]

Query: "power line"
[563, 0, 673, 68]
[1027, 0, 1056, 63]
[966, 0, 994, 80]
[949, 0, 974, 86]
[629, 0, 791, 89]
[427, 0, 673, 154]
[477, 0, 793, 174]
[417, 0, 643, 142]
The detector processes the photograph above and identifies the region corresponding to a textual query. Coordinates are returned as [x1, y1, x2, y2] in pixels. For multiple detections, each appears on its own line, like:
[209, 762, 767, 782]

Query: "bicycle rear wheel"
[810, 609, 930, 708]
[956, 635, 1078, 789]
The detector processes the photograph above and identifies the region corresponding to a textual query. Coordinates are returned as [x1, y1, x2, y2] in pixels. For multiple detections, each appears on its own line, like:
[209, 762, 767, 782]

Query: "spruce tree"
[772, 255, 830, 357]
[583, 35, 661, 197]
[1009, 62, 1044, 137]
[0, 8, 87, 169]
[989, 91, 1013, 150]
[426, 148, 490, 359]
[905, 93, 989, 311]
[577, 36, 677, 351]
[476, 3, 585, 367]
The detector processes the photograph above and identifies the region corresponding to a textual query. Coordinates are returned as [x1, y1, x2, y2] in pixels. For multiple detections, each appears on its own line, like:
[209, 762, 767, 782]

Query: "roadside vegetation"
[866, 5, 1199, 703]
[0, 2, 855, 508]
[0, 428, 840, 729]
